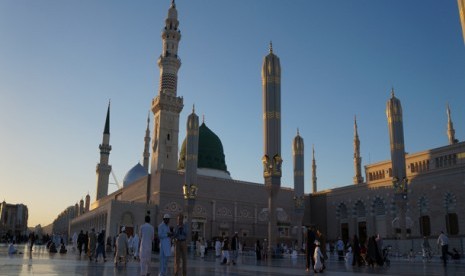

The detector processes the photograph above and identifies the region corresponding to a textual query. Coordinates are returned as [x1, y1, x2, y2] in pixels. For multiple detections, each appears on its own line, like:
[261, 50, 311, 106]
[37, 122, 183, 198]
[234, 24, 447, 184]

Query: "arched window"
[444, 192, 459, 235]
[418, 195, 431, 236]
[373, 198, 385, 216]
[355, 200, 366, 218]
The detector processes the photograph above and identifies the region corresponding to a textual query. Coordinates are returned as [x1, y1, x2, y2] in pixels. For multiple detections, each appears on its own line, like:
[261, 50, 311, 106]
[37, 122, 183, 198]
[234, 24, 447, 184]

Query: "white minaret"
[151, 0, 184, 174]
[447, 103, 457, 145]
[143, 111, 151, 172]
[95, 102, 112, 201]
[353, 115, 364, 184]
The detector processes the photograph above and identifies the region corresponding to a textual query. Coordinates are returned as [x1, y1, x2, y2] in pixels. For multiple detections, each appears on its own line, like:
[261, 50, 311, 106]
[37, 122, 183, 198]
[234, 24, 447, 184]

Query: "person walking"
[132, 233, 140, 261]
[72, 232, 78, 252]
[336, 237, 344, 261]
[114, 226, 129, 267]
[128, 234, 134, 258]
[255, 239, 262, 261]
[352, 234, 362, 267]
[77, 230, 85, 256]
[158, 214, 172, 276]
[437, 231, 449, 266]
[422, 236, 431, 261]
[83, 231, 89, 256]
[215, 238, 222, 258]
[139, 215, 154, 276]
[316, 229, 327, 260]
[28, 231, 36, 252]
[305, 227, 316, 272]
[88, 228, 97, 261]
[313, 240, 325, 273]
[95, 230, 107, 262]
[221, 237, 230, 265]
[230, 232, 240, 265]
[173, 213, 188, 276]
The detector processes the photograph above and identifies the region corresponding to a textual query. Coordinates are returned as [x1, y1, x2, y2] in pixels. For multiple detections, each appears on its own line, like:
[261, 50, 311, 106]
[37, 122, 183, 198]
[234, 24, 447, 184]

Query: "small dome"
[123, 163, 148, 188]
[178, 122, 229, 174]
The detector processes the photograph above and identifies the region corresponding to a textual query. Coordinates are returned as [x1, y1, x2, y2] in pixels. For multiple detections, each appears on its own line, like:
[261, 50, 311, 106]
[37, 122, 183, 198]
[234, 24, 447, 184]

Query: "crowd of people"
[5, 220, 463, 275]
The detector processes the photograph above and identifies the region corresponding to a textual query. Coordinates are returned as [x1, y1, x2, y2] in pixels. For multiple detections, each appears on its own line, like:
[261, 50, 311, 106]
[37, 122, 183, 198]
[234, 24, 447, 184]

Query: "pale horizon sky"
[1, 0, 464, 228]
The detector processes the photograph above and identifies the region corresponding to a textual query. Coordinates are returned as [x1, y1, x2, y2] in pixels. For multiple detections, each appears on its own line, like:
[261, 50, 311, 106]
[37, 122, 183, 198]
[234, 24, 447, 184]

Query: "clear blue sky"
[1, 0, 464, 227]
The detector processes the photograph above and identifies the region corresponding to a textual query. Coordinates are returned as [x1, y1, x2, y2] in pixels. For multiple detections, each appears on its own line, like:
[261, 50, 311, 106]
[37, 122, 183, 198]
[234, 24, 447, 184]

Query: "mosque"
[67, 1, 465, 249]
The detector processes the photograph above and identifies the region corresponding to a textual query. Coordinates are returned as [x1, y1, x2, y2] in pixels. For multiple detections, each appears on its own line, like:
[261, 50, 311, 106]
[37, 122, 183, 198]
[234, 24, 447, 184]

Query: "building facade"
[62, 1, 465, 251]
[0, 201, 28, 241]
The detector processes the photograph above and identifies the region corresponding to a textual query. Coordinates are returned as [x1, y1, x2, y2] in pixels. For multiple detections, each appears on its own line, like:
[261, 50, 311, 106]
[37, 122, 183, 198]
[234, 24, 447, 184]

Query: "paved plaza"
[1, 244, 464, 275]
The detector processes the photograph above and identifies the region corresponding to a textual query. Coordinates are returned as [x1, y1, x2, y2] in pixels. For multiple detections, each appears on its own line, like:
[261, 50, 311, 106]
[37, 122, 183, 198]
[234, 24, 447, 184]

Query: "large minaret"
[143, 111, 151, 172]
[447, 103, 457, 145]
[95, 102, 112, 201]
[311, 145, 317, 193]
[292, 129, 304, 249]
[151, 0, 184, 174]
[183, 106, 199, 244]
[386, 89, 408, 239]
[353, 116, 363, 184]
[262, 42, 282, 255]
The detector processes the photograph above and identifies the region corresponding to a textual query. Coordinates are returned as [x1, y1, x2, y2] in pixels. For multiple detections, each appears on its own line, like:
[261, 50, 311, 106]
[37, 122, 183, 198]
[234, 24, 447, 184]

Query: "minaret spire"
[312, 144, 317, 193]
[150, 1, 184, 174]
[143, 110, 151, 172]
[447, 103, 457, 145]
[104, 100, 110, 134]
[96, 101, 112, 201]
[353, 115, 363, 184]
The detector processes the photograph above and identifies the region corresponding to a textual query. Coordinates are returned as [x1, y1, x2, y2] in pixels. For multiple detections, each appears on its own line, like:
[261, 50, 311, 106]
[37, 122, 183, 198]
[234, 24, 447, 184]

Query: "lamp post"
[293, 195, 305, 249]
[183, 184, 197, 246]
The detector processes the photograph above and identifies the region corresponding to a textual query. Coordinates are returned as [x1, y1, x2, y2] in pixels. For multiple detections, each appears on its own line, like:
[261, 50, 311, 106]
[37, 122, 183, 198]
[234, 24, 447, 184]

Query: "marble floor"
[1, 244, 464, 275]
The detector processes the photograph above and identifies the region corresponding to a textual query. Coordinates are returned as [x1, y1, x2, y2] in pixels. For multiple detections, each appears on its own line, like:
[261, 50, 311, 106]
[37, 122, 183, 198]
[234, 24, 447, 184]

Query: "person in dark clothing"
[366, 236, 379, 267]
[352, 234, 362, 266]
[305, 227, 316, 272]
[83, 231, 89, 256]
[230, 232, 240, 265]
[49, 242, 58, 253]
[95, 230, 107, 262]
[255, 240, 262, 261]
[28, 232, 36, 252]
[77, 230, 85, 256]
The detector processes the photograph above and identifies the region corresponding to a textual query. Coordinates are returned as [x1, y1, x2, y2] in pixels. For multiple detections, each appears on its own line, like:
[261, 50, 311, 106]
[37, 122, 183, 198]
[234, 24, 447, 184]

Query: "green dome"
[178, 122, 228, 172]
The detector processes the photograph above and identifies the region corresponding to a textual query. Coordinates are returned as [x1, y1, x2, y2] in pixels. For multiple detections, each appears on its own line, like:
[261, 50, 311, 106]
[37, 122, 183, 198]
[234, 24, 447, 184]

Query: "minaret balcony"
[152, 94, 183, 114]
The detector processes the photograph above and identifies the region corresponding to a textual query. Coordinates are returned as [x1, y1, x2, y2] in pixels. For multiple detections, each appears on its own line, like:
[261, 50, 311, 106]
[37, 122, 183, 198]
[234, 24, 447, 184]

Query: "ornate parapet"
[152, 93, 184, 114]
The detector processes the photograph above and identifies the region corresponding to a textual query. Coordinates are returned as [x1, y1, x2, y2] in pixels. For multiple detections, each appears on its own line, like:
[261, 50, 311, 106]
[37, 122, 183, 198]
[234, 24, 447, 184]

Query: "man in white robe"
[139, 215, 154, 276]
[158, 214, 172, 276]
